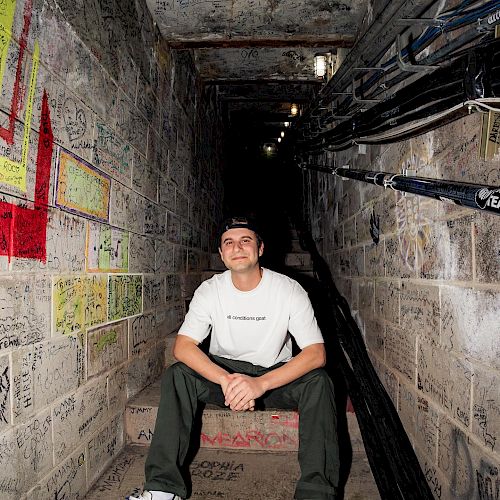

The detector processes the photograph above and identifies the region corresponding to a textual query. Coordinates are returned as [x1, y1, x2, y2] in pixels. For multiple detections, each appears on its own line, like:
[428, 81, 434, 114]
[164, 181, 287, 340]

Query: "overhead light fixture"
[284, 121, 290, 128]
[263, 143, 276, 155]
[280, 131, 285, 138]
[290, 103, 299, 116]
[278, 137, 282, 143]
[314, 54, 327, 78]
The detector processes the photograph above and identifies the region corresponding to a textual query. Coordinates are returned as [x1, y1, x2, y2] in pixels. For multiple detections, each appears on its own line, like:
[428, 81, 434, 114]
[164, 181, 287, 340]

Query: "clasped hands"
[220, 373, 266, 412]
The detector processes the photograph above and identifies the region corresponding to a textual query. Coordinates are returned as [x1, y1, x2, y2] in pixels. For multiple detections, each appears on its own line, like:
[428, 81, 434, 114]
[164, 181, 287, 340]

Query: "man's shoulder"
[264, 268, 301, 289]
[198, 270, 229, 289]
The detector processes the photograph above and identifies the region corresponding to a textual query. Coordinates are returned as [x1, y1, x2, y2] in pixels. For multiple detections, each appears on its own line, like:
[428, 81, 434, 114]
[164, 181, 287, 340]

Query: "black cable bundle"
[305, 0, 500, 134]
[300, 37, 500, 152]
[294, 220, 435, 500]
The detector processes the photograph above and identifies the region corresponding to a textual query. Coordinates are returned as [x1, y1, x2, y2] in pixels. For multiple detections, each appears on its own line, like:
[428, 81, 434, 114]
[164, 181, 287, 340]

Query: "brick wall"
[305, 113, 499, 499]
[0, 0, 223, 497]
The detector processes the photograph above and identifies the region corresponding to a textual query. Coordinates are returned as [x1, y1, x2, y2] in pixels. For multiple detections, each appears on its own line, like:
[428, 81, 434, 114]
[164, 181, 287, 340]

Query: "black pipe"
[304, 164, 500, 216]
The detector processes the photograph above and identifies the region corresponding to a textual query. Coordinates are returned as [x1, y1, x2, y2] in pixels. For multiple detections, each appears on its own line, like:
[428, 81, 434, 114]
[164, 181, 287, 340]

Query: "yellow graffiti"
[54, 276, 85, 336]
[57, 150, 111, 221]
[0, 0, 40, 192]
[86, 223, 129, 273]
[54, 275, 109, 335]
[85, 275, 107, 328]
[0, 1, 17, 86]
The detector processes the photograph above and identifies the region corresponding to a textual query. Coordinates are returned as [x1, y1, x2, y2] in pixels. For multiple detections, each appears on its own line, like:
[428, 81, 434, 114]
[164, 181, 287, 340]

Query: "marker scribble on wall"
[369, 209, 380, 245]
[56, 149, 111, 222]
[0, 0, 38, 191]
[0, 0, 33, 144]
[396, 153, 433, 271]
[86, 221, 129, 272]
[53, 275, 108, 335]
[0, 0, 54, 262]
[0, 90, 53, 262]
[396, 193, 431, 272]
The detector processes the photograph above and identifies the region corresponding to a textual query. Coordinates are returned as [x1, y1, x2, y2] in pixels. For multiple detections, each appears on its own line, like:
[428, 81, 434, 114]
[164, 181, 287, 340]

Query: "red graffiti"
[0, 90, 53, 261]
[270, 412, 299, 429]
[200, 430, 298, 450]
[0, 0, 33, 144]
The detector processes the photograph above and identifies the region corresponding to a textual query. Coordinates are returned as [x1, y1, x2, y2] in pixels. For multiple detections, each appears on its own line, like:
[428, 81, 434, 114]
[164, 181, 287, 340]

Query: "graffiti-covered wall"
[0, 0, 223, 497]
[305, 112, 499, 499]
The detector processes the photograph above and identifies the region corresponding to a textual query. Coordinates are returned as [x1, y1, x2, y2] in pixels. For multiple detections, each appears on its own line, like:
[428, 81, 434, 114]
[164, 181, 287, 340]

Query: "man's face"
[218, 228, 263, 273]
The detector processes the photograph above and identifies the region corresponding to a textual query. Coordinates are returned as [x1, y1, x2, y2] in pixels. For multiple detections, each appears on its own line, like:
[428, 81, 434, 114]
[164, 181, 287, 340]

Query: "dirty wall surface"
[305, 113, 500, 499]
[0, 0, 223, 497]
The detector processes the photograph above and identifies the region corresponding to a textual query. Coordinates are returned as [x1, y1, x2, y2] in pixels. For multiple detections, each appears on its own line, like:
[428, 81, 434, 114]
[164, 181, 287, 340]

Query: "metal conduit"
[302, 0, 439, 122]
[301, 164, 500, 216]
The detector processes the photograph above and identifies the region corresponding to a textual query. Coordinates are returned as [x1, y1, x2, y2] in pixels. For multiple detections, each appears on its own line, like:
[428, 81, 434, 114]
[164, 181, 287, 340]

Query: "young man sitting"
[129, 216, 339, 500]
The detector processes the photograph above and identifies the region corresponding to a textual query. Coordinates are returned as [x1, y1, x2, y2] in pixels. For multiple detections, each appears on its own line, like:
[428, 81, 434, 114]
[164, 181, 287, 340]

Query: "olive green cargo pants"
[144, 355, 339, 499]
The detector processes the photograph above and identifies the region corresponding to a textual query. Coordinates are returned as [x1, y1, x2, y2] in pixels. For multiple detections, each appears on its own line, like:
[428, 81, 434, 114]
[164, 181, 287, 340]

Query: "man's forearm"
[173, 334, 230, 385]
[258, 343, 326, 392]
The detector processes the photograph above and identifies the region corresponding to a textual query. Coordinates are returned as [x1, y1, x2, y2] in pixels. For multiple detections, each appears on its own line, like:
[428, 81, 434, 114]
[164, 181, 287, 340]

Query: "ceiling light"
[284, 121, 290, 128]
[263, 143, 276, 155]
[278, 137, 282, 143]
[280, 131, 285, 138]
[314, 54, 327, 78]
[290, 103, 299, 116]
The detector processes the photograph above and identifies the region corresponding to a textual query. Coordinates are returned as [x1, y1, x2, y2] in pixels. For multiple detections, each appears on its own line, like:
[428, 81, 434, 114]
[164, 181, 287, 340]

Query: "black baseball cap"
[218, 216, 262, 242]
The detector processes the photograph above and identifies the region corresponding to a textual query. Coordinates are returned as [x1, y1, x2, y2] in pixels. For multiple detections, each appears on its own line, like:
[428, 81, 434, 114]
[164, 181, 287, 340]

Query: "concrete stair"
[85, 401, 378, 499]
[125, 379, 299, 452]
[85, 238, 380, 499]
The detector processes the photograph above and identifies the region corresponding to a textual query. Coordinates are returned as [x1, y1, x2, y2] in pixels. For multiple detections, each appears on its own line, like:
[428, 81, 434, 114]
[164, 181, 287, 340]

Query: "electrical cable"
[317, 28, 488, 130]
[298, 38, 500, 152]
[309, 0, 500, 131]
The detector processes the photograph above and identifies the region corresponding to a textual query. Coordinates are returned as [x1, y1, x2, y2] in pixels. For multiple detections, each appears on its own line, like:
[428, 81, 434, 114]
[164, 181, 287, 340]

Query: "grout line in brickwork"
[438, 285, 442, 346]
[471, 220, 477, 283]
[363, 276, 500, 291]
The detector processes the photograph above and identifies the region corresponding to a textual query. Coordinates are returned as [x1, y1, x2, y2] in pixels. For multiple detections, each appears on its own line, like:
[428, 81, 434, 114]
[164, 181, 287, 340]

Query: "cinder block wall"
[0, 0, 223, 497]
[305, 112, 499, 499]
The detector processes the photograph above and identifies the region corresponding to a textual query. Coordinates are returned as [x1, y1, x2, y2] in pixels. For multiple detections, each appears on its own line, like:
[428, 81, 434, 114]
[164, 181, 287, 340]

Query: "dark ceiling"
[146, 0, 368, 147]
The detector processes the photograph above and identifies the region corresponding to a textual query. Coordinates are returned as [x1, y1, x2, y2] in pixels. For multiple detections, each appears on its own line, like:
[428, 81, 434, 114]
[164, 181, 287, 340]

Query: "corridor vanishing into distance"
[0, 0, 498, 499]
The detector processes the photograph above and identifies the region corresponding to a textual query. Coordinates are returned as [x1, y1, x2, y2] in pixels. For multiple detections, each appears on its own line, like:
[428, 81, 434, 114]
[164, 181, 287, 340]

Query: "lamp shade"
[314, 54, 327, 78]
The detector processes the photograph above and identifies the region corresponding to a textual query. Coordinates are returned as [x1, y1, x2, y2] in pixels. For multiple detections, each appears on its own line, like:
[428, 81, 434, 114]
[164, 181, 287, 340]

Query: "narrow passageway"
[0, 1, 498, 499]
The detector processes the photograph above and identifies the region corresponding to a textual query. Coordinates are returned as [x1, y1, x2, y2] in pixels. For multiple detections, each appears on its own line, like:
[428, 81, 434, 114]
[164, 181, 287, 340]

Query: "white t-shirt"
[178, 268, 324, 367]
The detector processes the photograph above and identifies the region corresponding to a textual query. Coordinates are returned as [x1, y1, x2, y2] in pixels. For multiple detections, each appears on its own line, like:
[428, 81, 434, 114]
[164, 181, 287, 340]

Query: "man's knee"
[296, 368, 336, 405]
[304, 368, 333, 388]
[162, 362, 195, 385]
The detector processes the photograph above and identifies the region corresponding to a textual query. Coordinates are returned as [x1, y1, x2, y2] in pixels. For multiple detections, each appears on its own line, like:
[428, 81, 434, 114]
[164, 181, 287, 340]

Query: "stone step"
[125, 380, 299, 452]
[85, 439, 380, 499]
[86, 446, 299, 499]
[284, 252, 312, 269]
[289, 237, 303, 252]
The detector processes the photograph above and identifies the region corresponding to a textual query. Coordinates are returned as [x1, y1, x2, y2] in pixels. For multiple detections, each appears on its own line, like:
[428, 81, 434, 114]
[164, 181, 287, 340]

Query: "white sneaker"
[127, 491, 183, 500]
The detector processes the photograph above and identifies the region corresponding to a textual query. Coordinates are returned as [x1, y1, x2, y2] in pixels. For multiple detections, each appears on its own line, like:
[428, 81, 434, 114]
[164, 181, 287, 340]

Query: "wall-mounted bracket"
[396, 34, 439, 72]
[402, 168, 417, 177]
[352, 78, 381, 103]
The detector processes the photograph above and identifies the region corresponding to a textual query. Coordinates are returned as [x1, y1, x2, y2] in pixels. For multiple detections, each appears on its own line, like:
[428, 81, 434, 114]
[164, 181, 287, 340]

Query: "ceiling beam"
[168, 35, 355, 50]
[206, 79, 322, 85]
